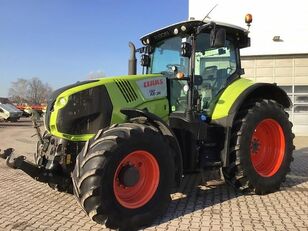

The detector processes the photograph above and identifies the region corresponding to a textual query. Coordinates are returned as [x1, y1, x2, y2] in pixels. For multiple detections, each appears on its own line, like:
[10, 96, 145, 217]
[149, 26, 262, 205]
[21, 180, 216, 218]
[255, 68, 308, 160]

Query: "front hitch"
[2, 148, 71, 188]
[31, 115, 44, 144]
[0, 148, 14, 159]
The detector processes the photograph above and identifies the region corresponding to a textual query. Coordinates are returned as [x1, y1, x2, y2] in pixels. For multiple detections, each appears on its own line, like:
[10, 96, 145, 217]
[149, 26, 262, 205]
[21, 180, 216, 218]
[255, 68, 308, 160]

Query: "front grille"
[56, 85, 113, 135]
[45, 80, 99, 132]
[115, 79, 138, 103]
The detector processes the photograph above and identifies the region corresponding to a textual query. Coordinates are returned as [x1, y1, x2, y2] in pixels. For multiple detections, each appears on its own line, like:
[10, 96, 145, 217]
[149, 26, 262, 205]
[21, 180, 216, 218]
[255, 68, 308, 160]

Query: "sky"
[0, 0, 188, 97]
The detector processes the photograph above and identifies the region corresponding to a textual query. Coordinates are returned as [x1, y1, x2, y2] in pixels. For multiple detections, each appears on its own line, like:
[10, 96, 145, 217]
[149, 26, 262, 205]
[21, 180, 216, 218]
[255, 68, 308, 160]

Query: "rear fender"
[212, 80, 291, 167]
[213, 82, 291, 127]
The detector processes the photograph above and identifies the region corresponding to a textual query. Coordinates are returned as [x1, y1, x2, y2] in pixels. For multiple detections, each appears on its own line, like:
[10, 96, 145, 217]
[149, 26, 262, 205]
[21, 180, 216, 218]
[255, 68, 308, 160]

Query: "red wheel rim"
[250, 119, 285, 177]
[113, 150, 159, 209]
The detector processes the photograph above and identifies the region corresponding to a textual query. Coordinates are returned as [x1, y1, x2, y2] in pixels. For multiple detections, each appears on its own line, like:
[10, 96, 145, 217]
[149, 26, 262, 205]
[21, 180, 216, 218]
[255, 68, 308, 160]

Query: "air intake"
[115, 79, 138, 103]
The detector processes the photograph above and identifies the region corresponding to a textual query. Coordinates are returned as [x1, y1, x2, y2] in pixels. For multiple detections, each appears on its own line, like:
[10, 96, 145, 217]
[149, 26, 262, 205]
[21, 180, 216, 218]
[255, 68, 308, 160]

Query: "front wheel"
[72, 123, 175, 230]
[223, 99, 295, 194]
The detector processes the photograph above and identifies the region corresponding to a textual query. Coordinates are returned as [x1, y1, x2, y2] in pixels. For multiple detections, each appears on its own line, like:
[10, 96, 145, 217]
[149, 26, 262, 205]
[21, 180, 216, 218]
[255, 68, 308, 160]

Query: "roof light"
[174, 28, 179, 35]
[181, 26, 186, 32]
[141, 38, 150, 45]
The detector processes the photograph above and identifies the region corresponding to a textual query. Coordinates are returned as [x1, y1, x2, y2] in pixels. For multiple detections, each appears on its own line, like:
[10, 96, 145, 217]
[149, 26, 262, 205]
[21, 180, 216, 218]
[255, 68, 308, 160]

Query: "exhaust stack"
[128, 42, 137, 75]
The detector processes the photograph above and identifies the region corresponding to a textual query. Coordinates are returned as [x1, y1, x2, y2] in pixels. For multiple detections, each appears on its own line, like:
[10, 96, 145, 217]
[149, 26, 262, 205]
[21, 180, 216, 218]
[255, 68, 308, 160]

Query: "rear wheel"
[223, 99, 295, 194]
[72, 123, 174, 230]
[250, 119, 285, 177]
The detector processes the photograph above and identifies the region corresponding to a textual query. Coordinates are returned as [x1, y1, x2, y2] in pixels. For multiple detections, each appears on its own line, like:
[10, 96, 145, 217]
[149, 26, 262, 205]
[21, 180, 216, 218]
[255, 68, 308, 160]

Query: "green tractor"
[6, 17, 294, 230]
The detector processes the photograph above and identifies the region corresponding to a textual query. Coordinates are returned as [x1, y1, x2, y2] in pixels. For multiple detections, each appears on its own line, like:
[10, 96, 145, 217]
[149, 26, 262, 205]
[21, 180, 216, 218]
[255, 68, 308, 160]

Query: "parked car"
[0, 103, 23, 122]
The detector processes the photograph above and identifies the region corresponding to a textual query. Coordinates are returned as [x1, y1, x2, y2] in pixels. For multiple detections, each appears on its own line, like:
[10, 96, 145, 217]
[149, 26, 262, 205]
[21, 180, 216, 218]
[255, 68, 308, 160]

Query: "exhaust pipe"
[128, 42, 137, 75]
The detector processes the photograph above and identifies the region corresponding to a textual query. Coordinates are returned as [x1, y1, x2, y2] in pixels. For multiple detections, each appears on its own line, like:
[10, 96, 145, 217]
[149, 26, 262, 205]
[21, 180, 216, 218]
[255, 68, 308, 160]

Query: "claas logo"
[143, 79, 164, 88]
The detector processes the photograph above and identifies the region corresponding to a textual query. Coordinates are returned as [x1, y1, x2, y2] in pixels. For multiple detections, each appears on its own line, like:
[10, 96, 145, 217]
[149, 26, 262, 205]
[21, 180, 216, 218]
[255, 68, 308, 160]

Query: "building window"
[295, 96, 308, 103]
[280, 86, 292, 94]
[294, 105, 308, 113]
[279, 85, 308, 129]
[295, 86, 308, 93]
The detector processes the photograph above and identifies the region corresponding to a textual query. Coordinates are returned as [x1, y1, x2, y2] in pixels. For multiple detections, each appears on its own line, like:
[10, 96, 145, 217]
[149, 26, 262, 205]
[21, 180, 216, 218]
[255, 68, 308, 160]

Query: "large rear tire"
[72, 123, 174, 230]
[223, 99, 295, 194]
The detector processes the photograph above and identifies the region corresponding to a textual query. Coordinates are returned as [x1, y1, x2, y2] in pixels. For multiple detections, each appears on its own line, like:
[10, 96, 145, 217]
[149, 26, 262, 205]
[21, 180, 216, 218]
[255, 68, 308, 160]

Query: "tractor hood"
[45, 79, 112, 141]
[45, 74, 169, 141]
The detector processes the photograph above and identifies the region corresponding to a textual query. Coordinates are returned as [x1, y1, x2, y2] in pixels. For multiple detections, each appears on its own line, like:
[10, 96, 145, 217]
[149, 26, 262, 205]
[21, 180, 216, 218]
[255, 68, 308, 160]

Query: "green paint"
[48, 73, 254, 142]
[211, 78, 253, 120]
[48, 74, 168, 141]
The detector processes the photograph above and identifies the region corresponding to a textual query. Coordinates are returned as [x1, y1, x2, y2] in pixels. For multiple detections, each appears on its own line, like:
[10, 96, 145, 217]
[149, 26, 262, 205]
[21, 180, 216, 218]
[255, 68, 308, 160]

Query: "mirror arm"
[196, 22, 216, 35]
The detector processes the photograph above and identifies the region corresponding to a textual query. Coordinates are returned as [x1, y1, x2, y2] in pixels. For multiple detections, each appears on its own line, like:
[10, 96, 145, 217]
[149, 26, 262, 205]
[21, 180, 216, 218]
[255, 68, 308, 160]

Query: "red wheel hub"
[113, 150, 159, 209]
[250, 119, 285, 177]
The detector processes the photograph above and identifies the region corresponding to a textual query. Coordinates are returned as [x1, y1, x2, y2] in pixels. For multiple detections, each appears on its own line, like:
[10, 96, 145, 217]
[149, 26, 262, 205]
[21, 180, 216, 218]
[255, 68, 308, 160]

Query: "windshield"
[149, 33, 237, 79]
[149, 36, 189, 75]
[151, 32, 239, 113]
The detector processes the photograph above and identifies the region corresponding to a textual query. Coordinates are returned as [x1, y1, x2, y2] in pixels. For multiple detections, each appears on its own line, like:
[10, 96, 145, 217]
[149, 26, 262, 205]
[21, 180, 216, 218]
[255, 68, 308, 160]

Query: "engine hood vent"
[115, 79, 138, 103]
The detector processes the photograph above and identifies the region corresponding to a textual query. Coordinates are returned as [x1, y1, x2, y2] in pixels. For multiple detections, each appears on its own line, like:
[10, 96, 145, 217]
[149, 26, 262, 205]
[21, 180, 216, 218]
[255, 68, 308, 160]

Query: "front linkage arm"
[4, 149, 71, 187]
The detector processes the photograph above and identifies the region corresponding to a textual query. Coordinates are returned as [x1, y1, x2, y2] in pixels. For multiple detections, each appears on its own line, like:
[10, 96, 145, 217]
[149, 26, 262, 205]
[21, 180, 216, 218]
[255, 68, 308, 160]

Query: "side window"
[195, 40, 237, 111]
[169, 80, 189, 112]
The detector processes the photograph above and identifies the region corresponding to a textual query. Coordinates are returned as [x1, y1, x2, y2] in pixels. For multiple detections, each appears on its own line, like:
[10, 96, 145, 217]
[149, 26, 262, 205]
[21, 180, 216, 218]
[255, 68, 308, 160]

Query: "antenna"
[202, 4, 218, 22]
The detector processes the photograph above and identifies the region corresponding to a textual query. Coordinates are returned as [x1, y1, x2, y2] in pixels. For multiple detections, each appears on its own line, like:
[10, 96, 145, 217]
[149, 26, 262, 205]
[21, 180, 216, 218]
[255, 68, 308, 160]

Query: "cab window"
[195, 33, 237, 110]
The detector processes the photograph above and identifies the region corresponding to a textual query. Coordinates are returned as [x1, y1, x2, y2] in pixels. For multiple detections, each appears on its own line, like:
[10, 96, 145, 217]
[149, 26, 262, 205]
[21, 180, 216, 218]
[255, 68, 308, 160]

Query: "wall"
[189, 0, 308, 55]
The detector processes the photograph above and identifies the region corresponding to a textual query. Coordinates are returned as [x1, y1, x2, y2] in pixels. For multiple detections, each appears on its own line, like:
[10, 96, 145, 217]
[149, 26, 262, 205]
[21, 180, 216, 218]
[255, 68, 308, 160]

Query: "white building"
[189, 0, 308, 135]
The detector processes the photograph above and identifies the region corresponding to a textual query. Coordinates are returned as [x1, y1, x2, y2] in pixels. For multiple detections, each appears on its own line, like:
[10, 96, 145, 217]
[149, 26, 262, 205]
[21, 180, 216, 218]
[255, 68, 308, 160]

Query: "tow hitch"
[1, 148, 71, 188]
[1, 116, 73, 193]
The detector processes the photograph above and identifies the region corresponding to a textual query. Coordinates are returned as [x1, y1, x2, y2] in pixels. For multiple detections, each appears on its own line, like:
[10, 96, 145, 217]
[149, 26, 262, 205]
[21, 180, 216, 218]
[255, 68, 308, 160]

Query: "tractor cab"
[139, 20, 250, 117]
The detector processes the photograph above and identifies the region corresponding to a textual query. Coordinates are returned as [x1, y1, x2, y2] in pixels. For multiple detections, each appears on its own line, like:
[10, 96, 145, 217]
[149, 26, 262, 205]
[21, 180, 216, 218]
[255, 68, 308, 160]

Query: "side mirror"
[194, 75, 203, 86]
[210, 28, 226, 48]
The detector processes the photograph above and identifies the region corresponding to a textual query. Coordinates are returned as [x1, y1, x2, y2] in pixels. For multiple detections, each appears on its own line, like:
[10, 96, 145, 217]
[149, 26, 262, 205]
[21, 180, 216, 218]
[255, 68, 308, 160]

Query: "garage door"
[241, 55, 308, 136]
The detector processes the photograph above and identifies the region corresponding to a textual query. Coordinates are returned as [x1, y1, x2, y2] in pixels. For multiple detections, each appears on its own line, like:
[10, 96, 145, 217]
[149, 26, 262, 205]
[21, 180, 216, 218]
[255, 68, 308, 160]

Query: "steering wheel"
[166, 64, 185, 72]
[226, 67, 233, 74]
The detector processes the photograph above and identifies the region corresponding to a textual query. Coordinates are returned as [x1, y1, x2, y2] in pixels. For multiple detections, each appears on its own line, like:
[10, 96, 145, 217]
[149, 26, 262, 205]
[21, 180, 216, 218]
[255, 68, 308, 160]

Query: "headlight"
[58, 97, 68, 107]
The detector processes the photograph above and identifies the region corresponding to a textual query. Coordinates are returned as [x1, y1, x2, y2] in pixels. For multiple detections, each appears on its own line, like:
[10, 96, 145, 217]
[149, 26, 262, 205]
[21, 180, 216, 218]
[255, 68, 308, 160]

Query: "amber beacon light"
[245, 13, 253, 28]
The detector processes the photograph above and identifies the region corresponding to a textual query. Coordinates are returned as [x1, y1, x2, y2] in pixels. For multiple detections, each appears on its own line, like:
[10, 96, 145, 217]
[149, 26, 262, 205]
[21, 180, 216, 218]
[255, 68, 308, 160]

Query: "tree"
[8, 78, 53, 104]
[87, 70, 106, 79]
[8, 78, 28, 104]
[27, 78, 52, 104]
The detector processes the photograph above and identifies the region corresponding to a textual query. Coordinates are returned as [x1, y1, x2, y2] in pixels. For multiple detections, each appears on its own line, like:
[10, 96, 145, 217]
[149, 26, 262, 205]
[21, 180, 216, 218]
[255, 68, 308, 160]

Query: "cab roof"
[140, 20, 250, 48]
